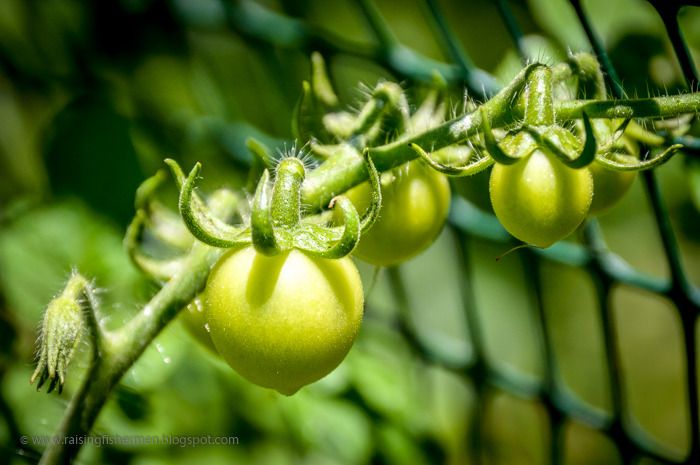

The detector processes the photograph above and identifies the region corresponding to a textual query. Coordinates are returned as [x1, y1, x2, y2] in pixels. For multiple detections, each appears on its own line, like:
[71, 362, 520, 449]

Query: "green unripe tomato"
[203, 246, 364, 395]
[489, 149, 593, 248]
[585, 119, 638, 215]
[343, 160, 451, 266]
[180, 298, 218, 354]
[588, 158, 637, 215]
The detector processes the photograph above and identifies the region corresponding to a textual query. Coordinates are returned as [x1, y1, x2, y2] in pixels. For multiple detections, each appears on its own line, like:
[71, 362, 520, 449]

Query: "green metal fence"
[328, 1, 700, 463]
[2, 1, 699, 464]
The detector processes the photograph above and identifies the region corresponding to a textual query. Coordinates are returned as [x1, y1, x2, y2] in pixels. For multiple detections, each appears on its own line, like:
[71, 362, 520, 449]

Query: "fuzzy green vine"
[30, 50, 700, 465]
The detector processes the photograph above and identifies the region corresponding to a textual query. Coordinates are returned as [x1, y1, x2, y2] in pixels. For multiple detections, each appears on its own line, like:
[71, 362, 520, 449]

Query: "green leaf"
[0, 200, 147, 328]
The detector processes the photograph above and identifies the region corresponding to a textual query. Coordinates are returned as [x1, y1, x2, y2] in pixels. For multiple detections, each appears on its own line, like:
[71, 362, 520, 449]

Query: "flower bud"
[30, 274, 92, 393]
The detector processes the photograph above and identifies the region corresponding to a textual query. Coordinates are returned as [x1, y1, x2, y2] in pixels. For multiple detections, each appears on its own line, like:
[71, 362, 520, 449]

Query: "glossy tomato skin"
[204, 246, 364, 395]
[588, 159, 636, 215]
[180, 297, 218, 354]
[344, 160, 450, 266]
[489, 149, 593, 248]
[587, 120, 638, 215]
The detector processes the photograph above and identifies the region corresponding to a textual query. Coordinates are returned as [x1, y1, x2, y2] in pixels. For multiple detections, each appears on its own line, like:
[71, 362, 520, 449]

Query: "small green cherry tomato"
[180, 297, 218, 354]
[343, 160, 451, 266]
[489, 149, 593, 248]
[586, 119, 638, 215]
[588, 158, 637, 215]
[204, 246, 364, 395]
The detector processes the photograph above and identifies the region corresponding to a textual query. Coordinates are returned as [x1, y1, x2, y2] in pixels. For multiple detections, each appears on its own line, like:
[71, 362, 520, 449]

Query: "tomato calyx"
[126, 166, 244, 281]
[481, 65, 597, 247]
[481, 60, 683, 246]
[564, 54, 685, 173]
[162, 148, 382, 260]
[250, 153, 382, 258]
[480, 65, 599, 169]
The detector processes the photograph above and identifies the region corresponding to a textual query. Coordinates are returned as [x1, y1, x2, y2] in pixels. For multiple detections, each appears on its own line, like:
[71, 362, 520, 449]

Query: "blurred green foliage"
[1, 0, 700, 464]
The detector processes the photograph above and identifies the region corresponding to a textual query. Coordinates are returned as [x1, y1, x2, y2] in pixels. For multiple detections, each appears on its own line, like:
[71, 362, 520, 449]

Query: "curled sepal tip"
[135, 169, 167, 210]
[245, 137, 272, 194]
[293, 52, 340, 143]
[310, 52, 339, 108]
[570, 112, 597, 168]
[246, 137, 274, 169]
[132, 169, 193, 251]
[31, 273, 98, 394]
[612, 118, 632, 142]
[480, 108, 520, 165]
[348, 81, 404, 139]
[170, 160, 249, 249]
[595, 144, 683, 172]
[409, 143, 494, 177]
[289, 150, 380, 259]
[124, 210, 186, 281]
[164, 158, 186, 188]
[251, 170, 281, 255]
[300, 196, 361, 259]
[360, 149, 382, 234]
[545, 112, 597, 169]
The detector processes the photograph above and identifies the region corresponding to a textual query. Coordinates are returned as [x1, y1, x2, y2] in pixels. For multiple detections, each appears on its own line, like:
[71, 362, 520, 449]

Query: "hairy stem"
[40, 79, 700, 465]
[556, 93, 700, 120]
[39, 242, 225, 465]
[303, 91, 700, 208]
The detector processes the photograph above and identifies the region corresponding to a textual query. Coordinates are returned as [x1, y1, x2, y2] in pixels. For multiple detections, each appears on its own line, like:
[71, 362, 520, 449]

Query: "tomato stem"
[301, 90, 699, 209]
[37, 226, 232, 465]
[35, 55, 700, 465]
[251, 170, 280, 255]
[524, 66, 553, 126]
[271, 158, 305, 230]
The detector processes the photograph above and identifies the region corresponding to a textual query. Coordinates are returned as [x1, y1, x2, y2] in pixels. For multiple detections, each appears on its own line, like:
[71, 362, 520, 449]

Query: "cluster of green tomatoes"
[131, 53, 686, 396]
[178, 157, 449, 395]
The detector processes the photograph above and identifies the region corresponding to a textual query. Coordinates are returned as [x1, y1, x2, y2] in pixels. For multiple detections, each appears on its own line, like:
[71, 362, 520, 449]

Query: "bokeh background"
[1, 0, 700, 464]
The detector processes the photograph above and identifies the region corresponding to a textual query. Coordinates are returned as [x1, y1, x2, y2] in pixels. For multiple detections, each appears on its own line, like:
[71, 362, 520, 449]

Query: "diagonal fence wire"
[130, 0, 700, 462]
[1, 0, 697, 463]
[572, 2, 700, 463]
[377, 0, 700, 463]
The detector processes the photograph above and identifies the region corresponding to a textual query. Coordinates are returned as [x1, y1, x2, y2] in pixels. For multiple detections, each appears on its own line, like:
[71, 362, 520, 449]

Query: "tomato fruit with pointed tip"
[203, 246, 364, 395]
[489, 149, 593, 248]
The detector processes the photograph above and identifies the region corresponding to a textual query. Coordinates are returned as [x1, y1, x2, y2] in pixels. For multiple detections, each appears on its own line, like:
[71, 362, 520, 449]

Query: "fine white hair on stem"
[273, 141, 316, 173]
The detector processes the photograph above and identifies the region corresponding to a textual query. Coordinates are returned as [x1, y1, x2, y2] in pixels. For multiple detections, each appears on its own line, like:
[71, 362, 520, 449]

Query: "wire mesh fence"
[341, 1, 700, 464]
[1, 1, 699, 464]
[443, 2, 696, 464]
